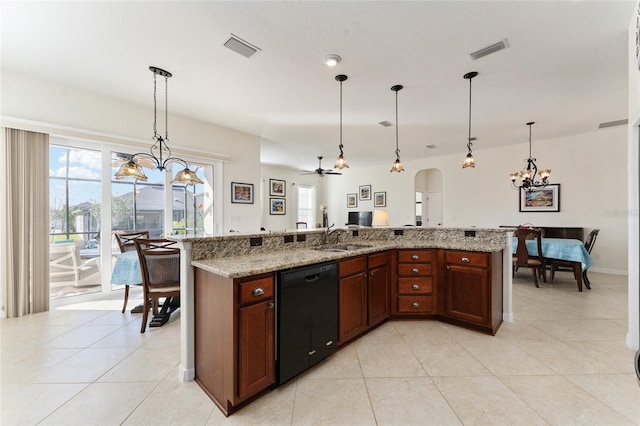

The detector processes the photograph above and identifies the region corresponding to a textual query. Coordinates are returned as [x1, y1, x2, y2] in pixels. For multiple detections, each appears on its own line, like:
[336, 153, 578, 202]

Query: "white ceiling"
[1, 1, 635, 173]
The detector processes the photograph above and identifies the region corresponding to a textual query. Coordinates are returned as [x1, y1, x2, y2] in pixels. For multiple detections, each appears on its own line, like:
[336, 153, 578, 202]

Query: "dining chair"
[512, 228, 546, 287]
[296, 222, 307, 229]
[550, 229, 599, 290]
[134, 238, 181, 333]
[115, 231, 150, 313]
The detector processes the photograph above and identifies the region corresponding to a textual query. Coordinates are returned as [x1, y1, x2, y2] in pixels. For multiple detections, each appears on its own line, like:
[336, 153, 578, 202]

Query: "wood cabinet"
[194, 269, 275, 416]
[338, 252, 391, 345]
[367, 252, 390, 327]
[394, 249, 436, 316]
[439, 250, 503, 335]
[338, 256, 368, 344]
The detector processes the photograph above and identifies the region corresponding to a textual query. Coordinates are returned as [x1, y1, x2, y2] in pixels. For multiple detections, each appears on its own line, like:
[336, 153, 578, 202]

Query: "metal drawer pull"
[411, 284, 420, 290]
[325, 341, 333, 346]
[461, 257, 470, 263]
[411, 255, 419, 260]
[412, 268, 419, 274]
[268, 302, 275, 309]
[309, 350, 317, 355]
[412, 302, 420, 308]
[251, 287, 265, 296]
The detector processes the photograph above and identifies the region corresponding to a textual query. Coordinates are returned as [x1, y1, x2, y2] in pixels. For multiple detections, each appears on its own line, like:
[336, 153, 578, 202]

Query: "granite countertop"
[192, 239, 506, 278]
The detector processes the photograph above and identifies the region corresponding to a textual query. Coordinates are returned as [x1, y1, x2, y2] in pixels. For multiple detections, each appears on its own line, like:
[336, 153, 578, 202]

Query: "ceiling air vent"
[379, 120, 393, 127]
[426, 144, 437, 149]
[223, 34, 261, 58]
[598, 119, 628, 129]
[470, 39, 509, 60]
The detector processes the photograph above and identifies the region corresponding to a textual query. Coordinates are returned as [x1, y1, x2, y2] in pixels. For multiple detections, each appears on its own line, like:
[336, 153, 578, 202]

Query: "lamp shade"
[372, 210, 389, 226]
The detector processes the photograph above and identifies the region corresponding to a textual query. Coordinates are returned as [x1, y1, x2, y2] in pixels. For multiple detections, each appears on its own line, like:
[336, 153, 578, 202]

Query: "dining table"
[512, 237, 593, 291]
[111, 251, 180, 323]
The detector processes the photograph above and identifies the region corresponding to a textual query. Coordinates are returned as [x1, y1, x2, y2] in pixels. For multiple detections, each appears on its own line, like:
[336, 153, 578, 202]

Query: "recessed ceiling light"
[324, 54, 341, 67]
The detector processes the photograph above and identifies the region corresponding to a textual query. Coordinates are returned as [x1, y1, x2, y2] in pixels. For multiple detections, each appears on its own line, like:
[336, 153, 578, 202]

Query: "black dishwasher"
[276, 261, 338, 385]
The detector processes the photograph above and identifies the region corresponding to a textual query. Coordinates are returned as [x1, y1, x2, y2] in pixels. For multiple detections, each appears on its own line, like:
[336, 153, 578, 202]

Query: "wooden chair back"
[584, 229, 600, 254]
[296, 222, 307, 229]
[115, 231, 150, 253]
[513, 228, 543, 268]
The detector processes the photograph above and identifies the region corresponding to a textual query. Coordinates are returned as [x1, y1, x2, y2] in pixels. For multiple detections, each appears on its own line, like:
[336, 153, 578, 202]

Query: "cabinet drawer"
[398, 277, 432, 294]
[368, 252, 388, 269]
[398, 250, 433, 263]
[239, 277, 274, 305]
[397, 263, 432, 276]
[339, 256, 367, 277]
[445, 251, 489, 268]
[397, 295, 433, 313]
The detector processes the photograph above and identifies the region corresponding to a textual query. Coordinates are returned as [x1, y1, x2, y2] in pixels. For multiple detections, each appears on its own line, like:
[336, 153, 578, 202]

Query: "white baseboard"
[589, 267, 628, 275]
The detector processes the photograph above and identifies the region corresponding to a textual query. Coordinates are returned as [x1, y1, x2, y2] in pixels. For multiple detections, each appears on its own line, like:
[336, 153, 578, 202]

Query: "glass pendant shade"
[390, 158, 405, 172]
[334, 153, 349, 169]
[172, 168, 204, 186]
[115, 160, 148, 181]
[462, 153, 475, 168]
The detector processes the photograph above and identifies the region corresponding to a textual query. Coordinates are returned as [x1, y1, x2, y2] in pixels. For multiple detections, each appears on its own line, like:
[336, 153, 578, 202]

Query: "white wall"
[325, 126, 629, 274]
[260, 164, 324, 231]
[626, 3, 639, 351]
[0, 70, 262, 233]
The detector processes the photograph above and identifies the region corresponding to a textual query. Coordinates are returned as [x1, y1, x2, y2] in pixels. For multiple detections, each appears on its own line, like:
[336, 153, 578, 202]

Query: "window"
[297, 184, 315, 227]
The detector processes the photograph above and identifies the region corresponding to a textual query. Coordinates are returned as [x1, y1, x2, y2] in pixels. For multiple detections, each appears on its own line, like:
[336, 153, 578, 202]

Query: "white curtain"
[2, 128, 50, 317]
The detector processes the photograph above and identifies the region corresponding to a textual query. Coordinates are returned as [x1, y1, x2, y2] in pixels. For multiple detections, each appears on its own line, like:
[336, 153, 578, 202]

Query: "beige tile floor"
[1, 271, 639, 425]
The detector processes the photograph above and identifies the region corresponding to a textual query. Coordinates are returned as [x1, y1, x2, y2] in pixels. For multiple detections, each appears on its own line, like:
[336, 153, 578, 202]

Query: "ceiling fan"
[301, 156, 342, 177]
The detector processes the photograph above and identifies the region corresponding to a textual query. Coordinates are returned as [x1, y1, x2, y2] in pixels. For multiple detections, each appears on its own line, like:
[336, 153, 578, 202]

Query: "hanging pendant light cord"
[395, 88, 400, 158]
[339, 79, 343, 153]
[467, 76, 472, 152]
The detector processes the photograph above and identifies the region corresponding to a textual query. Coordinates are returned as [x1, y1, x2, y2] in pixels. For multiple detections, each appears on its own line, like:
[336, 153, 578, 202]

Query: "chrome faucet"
[324, 224, 344, 245]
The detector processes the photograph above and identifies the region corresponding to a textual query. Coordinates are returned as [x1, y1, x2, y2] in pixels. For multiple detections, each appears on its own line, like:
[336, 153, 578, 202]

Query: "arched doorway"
[414, 168, 444, 227]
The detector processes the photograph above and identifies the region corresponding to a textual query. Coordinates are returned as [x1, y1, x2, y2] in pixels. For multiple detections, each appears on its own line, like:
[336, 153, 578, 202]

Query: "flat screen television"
[347, 211, 373, 227]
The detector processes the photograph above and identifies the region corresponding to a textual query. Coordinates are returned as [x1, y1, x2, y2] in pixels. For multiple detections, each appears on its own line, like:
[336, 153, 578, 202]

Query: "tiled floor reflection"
[1, 271, 638, 425]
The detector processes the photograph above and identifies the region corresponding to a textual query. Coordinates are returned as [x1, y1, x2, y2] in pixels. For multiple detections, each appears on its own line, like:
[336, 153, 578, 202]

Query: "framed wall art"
[374, 191, 386, 207]
[269, 198, 286, 215]
[269, 178, 286, 197]
[347, 193, 357, 208]
[359, 185, 371, 201]
[231, 182, 254, 204]
[519, 184, 560, 212]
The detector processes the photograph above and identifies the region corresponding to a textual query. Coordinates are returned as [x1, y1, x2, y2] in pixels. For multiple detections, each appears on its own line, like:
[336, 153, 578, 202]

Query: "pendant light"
[390, 84, 405, 173]
[462, 71, 478, 168]
[334, 74, 349, 170]
[114, 66, 203, 186]
[510, 122, 551, 190]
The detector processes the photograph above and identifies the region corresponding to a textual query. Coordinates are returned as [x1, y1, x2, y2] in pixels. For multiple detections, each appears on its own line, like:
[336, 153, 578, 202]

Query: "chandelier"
[510, 122, 551, 190]
[114, 66, 203, 186]
[390, 84, 405, 172]
[334, 74, 349, 170]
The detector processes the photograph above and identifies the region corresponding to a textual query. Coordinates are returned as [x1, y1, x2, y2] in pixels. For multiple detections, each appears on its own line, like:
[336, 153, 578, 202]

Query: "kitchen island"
[169, 226, 514, 415]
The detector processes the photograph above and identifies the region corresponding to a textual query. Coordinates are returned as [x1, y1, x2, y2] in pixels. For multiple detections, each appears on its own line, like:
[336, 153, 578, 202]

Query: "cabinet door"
[444, 264, 489, 325]
[338, 272, 367, 343]
[238, 299, 275, 400]
[368, 264, 389, 327]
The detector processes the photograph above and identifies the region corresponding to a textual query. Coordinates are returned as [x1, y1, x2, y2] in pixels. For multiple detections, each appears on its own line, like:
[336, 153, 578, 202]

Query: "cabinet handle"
[411, 284, 420, 290]
[251, 287, 265, 296]
[268, 302, 275, 309]
[411, 255, 419, 260]
[370, 271, 374, 276]
[325, 341, 333, 346]
[412, 268, 419, 274]
[412, 302, 420, 308]
[461, 257, 470, 263]
[309, 349, 317, 356]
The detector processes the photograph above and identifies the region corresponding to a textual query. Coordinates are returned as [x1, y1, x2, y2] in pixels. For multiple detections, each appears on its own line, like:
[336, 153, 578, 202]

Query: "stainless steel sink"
[315, 243, 372, 252]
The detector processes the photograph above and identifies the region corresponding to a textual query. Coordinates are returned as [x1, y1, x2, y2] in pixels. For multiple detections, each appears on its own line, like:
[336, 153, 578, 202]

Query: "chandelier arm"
[130, 152, 161, 169]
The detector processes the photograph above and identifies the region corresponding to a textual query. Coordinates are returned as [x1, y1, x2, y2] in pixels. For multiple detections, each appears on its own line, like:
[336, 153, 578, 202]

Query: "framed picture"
[231, 182, 254, 204]
[359, 185, 371, 201]
[374, 191, 386, 207]
[269, 178, 286, 197]
[519, 184, 560, 212]
[347, 193, 357, 208]
[269, 198, 286, 215]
